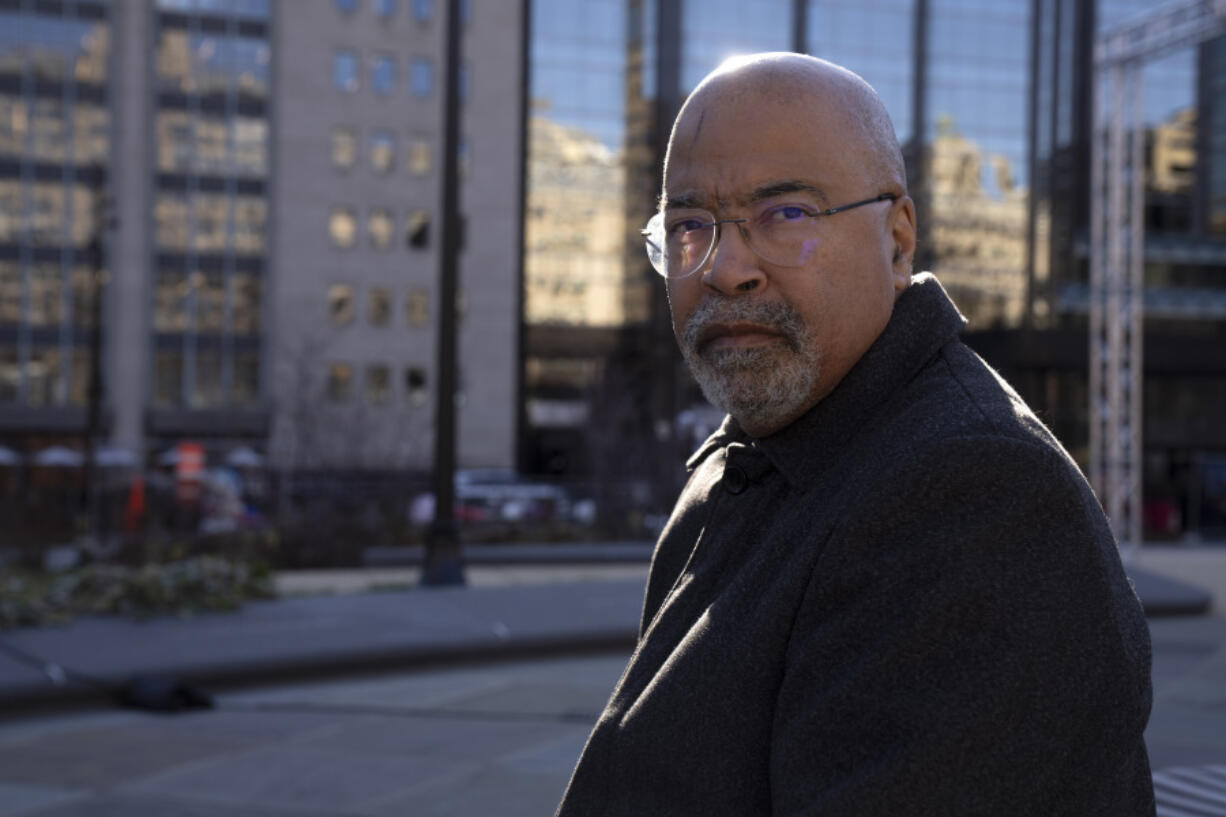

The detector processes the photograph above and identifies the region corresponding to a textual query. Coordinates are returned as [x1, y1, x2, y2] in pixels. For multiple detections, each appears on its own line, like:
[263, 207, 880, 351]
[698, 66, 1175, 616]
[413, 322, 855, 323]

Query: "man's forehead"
[663, 179, 831, 211]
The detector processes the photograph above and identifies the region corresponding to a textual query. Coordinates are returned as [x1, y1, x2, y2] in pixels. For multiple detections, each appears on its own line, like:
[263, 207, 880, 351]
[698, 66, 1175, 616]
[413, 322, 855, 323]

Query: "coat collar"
[686, 273, 967, 485]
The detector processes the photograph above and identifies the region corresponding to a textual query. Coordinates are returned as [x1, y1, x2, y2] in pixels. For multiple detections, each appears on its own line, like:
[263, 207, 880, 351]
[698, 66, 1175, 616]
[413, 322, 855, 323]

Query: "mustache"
[681, 298, 805, 352]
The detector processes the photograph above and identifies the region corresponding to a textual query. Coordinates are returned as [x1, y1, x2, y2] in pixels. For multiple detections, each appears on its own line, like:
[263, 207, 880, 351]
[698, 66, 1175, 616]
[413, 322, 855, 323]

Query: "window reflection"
[332, 126, 357, 169]
[0, 343, 16, 402]
[408, 137, 431, 175]
[329, 284, 354, 326]
[28, 266, 63, 327]
[74, 105, 110, 164]
[366, 364, 390, 404]
[155, 348, 184, 408]
[156, 29, 268, 99]
[406, 209, 430, 248]
[369, 287, 391, 325]
[334, 49, 359, 92]
[372, 54, 396, 95]
[155, 271, 191, 332]
[25, 346, 62, 407]
[13, 17, 109, 85]
[233, 273, 261, 334]
[156, 110, 191, 171]
[193, 348, 222, 407]
[233, 117, 267, 174]
[330, 206, 357, 248]
[32, 98, 68, 163]
[406, 288, 429, 326]
[369, 208, 394, 249]
[410, 58, 433, 97]
[72, 267, 95, 329]
[234, 196, 266, 253]
[198, 273, 226, 333]
[370, 129, 395, 173]
[233, 350, 259, 405]
[68, 347, 88, 407]
[0, 96, 24, 158]
[327, 363, 353, 402]
[405, 366, 427, 405]
[0, 263, 19, 325]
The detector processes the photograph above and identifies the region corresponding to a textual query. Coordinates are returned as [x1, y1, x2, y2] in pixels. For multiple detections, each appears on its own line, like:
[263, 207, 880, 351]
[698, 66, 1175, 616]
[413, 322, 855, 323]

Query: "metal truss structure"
[1090, 0, 1226, 552]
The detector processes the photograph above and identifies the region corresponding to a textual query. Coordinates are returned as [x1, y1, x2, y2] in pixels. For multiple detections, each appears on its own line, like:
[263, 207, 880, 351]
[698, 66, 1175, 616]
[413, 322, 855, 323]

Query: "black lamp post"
[421, 0, 466, 586]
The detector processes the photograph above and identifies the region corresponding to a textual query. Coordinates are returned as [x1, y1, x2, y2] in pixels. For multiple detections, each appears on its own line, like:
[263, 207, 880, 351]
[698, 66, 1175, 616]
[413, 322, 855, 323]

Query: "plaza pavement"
[0, 544, 1225, 815]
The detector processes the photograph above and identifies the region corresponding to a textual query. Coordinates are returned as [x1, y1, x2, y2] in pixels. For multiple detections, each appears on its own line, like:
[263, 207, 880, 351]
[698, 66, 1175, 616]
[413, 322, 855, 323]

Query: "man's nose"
[701, 221, 766, 294]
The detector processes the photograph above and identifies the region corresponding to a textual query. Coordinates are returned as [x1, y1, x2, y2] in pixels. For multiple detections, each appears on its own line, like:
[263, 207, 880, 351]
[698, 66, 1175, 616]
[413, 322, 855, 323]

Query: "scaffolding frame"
[1089, 0, 1226, 552]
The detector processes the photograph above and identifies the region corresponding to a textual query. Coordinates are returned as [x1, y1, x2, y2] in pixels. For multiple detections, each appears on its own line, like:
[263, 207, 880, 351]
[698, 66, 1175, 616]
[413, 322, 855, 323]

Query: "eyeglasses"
[642, 192, 897, 279]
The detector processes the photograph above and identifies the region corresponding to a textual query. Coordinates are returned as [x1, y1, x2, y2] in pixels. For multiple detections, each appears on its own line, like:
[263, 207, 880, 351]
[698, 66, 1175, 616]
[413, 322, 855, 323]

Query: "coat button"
[723, 466, 748, 495]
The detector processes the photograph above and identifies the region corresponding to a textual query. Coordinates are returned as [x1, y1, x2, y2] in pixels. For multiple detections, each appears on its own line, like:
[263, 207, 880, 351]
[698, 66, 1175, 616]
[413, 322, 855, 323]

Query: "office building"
[523, 0, 1226, 537]
[0, 0, 523, 480]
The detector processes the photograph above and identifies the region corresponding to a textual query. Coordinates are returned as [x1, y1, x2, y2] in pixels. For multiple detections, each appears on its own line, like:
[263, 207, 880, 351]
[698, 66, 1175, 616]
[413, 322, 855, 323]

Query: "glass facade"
[521, 0, 1226, 539]
[923, 0, 1030, 329]
[0, 0, 110, 410]
[151, 1, 269, 409]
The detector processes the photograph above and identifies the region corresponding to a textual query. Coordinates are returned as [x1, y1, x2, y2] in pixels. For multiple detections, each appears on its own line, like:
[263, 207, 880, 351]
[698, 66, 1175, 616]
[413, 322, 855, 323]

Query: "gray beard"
[678, 298, 819, 435]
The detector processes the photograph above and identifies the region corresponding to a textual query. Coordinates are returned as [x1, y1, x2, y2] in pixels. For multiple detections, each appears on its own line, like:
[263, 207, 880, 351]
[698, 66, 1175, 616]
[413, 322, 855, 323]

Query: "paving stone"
[24, 792, 354, 817]
[291, 711, 585, 764]
[120, 740, 477, 813]
[441, 680, 610, 719]
[367, 766, 570, 817]
[0, 781, 87, 817]
[0, 722, 251, 788]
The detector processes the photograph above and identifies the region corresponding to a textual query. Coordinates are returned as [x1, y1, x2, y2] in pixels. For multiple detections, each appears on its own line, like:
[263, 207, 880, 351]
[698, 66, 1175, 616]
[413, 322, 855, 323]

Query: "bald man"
[555, 54, 1154, 816]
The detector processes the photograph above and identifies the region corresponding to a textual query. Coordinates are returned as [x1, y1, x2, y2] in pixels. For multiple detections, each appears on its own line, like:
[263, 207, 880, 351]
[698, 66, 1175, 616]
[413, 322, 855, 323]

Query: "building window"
[405, 366, 427, 405]
[412, 0, 432, 22]
[332, 127, 357, 169]
[408, 137, 431, 175]
[329, 284, 354, 326]
[370, 287, 391, 325]
[335, 0, 358, 14]
[366, 364, 391, 404]
[330, 206, 357, 248]
[407, 288, 429, 326]
[410, 58, 433, 98]
[155, 348, 184, 408]
[372, 54, 396, 95]
[333, 50, 359, 92]
[369, 208, 394, 250]
[370, 129, 395, 173]
[327, 363, 353, 402]
[374, 0, 396, 18]
[406, 209, 430, 248]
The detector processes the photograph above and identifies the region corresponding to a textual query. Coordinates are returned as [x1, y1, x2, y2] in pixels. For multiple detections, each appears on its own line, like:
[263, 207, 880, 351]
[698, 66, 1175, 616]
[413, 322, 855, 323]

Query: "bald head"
[665, 53, 906, 201]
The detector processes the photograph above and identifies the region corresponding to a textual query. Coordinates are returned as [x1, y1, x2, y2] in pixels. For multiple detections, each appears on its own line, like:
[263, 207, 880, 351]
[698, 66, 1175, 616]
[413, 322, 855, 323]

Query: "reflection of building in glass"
[1206, 35, 1226, 235]
[524, 117, 634, 328]
[521, 0, 1226, 540]
[927, 119, 1028, 330]
[0, 2, 110, 419]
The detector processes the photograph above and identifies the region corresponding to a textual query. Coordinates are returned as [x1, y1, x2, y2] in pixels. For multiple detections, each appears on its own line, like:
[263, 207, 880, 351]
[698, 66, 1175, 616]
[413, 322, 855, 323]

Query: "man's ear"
[889, 196, 917, 292]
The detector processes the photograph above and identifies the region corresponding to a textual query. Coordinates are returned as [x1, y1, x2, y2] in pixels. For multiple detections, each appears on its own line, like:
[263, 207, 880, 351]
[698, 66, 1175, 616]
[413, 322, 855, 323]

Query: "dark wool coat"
[556, 273, 1155, 817]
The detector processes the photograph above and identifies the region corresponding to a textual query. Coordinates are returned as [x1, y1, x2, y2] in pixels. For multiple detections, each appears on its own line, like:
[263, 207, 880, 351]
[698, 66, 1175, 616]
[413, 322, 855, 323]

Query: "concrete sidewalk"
[0, 577, 646, 715]
[0, 542, 1220, 715]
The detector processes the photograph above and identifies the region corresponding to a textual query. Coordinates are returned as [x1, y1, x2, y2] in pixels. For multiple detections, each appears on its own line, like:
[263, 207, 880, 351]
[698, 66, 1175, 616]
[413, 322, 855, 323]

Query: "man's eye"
[763, 205, 812, 224]
[667, 218, 709, 235]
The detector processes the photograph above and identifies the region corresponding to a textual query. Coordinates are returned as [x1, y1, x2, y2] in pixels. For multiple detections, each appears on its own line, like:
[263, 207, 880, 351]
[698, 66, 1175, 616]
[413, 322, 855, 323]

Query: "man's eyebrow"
[739, 181, 829, 206]
[663, 192, 707, 210]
